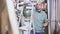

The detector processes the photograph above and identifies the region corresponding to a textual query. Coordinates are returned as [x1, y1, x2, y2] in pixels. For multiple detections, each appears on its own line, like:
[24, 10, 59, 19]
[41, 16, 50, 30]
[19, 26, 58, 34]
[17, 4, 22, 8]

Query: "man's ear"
[35, 4, 38, 10]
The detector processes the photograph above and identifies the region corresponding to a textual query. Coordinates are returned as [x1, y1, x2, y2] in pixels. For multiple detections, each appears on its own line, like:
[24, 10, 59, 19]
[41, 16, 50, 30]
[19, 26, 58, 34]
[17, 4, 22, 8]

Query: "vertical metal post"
[47, 0, 51, 34]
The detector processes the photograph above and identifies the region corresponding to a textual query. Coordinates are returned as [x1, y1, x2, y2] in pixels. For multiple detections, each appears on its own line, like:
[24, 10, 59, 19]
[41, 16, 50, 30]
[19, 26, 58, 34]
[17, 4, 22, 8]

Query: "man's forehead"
[36, 3, 42, 5]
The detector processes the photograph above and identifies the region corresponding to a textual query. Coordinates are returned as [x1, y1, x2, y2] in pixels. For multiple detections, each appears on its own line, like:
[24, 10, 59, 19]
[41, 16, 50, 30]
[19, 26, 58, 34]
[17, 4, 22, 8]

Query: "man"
[32, 2, 48, 34]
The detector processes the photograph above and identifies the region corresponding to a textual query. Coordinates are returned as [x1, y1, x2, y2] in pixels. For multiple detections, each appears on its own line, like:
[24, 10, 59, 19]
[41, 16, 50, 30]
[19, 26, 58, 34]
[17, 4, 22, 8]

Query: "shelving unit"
[16, 0, 35, 34]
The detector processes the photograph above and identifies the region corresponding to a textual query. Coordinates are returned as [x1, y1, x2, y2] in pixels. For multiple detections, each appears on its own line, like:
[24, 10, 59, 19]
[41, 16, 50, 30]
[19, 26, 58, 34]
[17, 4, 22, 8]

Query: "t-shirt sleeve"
[44, 13, 48, 23]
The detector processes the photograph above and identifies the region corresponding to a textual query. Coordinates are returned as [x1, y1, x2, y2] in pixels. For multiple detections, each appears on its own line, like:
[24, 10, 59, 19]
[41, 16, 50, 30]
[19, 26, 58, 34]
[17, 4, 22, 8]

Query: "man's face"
[36, 3, 42, 10]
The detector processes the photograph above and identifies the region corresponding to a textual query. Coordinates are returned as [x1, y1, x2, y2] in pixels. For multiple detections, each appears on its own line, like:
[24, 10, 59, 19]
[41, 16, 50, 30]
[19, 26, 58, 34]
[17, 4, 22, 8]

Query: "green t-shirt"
[34, 10, 47, 32]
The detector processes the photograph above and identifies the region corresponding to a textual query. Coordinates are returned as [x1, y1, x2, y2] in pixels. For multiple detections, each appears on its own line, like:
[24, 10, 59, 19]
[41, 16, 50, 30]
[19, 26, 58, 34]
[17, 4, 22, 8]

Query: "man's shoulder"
[41, 11, 47, 16]
[41, 11, 45, 13]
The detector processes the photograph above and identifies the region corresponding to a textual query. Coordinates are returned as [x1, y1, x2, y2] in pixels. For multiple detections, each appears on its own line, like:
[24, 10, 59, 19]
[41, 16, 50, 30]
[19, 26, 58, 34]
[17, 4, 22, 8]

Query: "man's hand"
[43, 23, 48, 27]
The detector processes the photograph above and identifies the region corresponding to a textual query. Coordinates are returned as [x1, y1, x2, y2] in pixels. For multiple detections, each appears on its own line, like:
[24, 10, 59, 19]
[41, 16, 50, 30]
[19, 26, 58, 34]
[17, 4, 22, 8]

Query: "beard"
[37, 10, 41, 13]
[36, 8, 41, 13]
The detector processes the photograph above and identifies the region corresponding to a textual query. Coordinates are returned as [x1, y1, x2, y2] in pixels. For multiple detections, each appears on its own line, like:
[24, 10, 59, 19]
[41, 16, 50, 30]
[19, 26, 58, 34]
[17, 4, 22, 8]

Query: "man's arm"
[43, 13, 48, 27]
